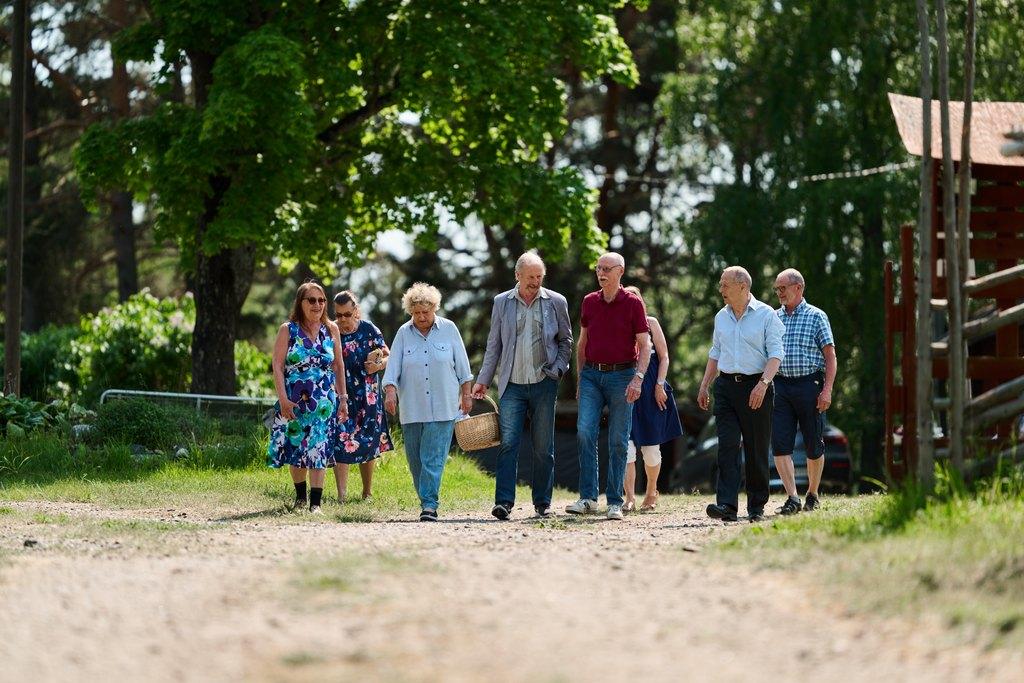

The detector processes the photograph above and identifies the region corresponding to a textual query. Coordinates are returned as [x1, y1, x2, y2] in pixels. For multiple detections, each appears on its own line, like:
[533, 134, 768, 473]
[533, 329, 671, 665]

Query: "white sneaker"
[565, 498, 599, 515]
[606, 504, 624, 520]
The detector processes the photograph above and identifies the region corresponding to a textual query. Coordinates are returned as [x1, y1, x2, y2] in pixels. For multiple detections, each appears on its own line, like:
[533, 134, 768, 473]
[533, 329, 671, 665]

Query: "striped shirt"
[776, 299, 835, 377]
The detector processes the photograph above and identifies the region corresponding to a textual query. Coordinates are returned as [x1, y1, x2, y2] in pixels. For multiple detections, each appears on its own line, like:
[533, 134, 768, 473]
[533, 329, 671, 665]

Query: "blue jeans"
[403, 420, 455, 511]
[494, 377, 558, 507]
[576, 367, 634, 506]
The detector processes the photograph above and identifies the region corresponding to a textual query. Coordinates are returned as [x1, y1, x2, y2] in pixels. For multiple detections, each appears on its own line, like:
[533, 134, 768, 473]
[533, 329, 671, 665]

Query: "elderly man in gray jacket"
[471, 252, 573, 519]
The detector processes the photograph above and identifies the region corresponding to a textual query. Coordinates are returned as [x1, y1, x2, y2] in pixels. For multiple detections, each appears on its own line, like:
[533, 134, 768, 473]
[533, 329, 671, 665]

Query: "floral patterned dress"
[334, 319, 394, 464]
[267, 322, 338, 469]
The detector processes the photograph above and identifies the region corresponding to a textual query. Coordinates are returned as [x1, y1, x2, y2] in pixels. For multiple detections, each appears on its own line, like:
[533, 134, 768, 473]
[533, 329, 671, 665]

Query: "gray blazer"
[476, 287, 573, 397]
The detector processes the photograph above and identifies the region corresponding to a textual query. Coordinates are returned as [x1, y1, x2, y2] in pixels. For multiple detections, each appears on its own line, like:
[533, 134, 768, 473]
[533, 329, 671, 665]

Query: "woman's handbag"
[454, 394, 502, 451]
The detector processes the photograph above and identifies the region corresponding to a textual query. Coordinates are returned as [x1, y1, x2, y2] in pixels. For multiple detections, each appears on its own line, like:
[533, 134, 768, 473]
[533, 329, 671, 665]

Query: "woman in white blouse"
[382, 282, 474, 521]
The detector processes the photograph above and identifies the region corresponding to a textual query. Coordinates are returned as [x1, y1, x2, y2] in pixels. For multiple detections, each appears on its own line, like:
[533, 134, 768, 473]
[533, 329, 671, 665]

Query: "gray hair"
[723, 266, 752, 289]
[599, 252, 626, 268]
[778, 268, 805, 287]
[401, 282, 442, 314]
[515, 251, 546, 274]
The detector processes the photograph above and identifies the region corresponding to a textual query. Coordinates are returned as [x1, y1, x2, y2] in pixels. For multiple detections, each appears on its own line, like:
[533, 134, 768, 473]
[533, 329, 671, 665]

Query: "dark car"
[671, 415, 852, 494]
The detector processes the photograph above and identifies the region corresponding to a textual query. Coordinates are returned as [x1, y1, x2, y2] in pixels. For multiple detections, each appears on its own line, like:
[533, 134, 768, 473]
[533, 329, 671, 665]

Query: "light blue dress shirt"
[382, 316, 473, 425]
[708, 295, 785, 375]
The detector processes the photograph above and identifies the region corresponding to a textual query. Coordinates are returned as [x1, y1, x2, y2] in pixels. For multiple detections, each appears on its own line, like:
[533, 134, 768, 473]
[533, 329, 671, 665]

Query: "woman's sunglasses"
[304, 297, 327, 305]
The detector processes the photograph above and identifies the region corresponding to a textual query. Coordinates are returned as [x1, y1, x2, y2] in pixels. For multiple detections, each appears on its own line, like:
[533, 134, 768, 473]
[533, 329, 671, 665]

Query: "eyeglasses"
[304, 297, 327, 305]
[595, 265, 622, 274]
[772, 284, 798, 294]
[336, 311, 356, 319]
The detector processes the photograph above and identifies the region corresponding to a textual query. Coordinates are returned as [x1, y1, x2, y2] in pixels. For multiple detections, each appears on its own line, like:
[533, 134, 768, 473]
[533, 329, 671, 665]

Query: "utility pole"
[4, 0, 28, 396]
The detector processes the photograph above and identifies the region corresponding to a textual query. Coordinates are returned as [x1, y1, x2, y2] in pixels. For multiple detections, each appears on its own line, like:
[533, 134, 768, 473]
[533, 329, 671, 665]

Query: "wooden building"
[884, 94, 1024, 480]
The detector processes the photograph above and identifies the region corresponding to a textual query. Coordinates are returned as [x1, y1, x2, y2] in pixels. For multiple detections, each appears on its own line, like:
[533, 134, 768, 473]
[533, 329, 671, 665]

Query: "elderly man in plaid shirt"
[772, 268, 837, 514]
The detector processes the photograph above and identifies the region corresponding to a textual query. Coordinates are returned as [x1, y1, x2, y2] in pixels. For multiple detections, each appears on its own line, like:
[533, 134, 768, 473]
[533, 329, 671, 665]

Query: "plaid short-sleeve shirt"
[776, 299, 835, 377]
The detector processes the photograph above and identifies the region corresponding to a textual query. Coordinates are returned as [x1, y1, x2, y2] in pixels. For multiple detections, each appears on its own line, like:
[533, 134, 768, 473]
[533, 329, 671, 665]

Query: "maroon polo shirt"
[580, 287, 649, 364]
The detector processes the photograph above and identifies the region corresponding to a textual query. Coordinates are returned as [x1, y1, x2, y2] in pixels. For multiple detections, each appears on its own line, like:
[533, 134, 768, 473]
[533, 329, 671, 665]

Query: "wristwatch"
[634, 371, 645, 380]
[759, 377, 771, 387]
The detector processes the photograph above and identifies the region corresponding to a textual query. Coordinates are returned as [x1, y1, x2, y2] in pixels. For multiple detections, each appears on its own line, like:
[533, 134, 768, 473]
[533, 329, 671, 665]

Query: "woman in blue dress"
[332, 290, 394, 502]
[623, 286, 683, 512]
[268, 282, 347, 513]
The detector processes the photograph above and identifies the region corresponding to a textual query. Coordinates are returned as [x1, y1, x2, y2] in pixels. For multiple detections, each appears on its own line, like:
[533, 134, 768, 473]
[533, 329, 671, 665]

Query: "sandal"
[640, 493, 659, 512]
[622, 500, 636, 513]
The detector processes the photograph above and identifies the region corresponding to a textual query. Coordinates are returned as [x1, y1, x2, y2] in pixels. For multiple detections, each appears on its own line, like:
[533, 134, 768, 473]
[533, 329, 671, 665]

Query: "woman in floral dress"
[332, 291, 394, 501]
[268, 282, 347, 513]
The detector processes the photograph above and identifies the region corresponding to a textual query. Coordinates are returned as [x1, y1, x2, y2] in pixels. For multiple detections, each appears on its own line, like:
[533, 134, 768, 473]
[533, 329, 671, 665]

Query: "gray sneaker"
[565, 498, 599, 515]
[606, 504, 624, 520]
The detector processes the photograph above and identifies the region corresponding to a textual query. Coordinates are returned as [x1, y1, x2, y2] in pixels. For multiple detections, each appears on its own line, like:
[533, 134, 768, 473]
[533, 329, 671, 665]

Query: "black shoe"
[777, 496, 802, 516]
[534, 504, 551, 517]
[804, 493, 820, 511]
[706, 504, 738, 522]
[292, 498, 307, 512]
[419, 509, 438, 522]
[491, 503, 511, 520]
[748, 511, 766, 523]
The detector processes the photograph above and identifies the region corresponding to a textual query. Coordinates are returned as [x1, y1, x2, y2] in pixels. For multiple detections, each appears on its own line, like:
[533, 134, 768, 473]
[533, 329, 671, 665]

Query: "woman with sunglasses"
[331, 290, 393, 502]
[268, 282, 347, 513]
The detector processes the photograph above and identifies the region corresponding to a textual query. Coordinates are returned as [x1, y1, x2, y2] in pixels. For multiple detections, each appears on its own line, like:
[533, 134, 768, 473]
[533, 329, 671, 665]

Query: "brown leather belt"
[585, 361, 636, 372]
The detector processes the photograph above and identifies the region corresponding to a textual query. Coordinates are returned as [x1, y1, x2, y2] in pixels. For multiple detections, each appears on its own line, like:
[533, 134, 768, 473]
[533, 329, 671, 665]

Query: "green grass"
[719, 466, 1024, 649]
[0, 428, 521, 517]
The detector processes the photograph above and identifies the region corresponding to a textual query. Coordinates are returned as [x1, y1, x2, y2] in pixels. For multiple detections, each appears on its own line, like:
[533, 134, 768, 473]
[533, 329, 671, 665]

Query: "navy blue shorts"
[771, 373, 826, 459]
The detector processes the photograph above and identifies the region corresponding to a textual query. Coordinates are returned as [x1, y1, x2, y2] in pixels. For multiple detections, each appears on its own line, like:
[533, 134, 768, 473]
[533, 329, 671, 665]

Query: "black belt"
[720, 372, 762, 382]
[585, 361, 636, 372]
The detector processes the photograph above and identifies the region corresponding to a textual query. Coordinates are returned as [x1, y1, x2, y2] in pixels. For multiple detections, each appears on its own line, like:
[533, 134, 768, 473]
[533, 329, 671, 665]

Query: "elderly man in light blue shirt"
[471, 252, 573, 520]
[383, 283, 474, 522]
[697, 266, 785, 522]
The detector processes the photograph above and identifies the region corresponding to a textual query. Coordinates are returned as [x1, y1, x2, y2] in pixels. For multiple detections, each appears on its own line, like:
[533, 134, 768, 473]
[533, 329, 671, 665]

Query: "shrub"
[0, 394, 61, 437]
[91, 399, 184, 449]
[72, 290, 194, 405]
[235, 340, 274, 398]
[8, 325, 82, 401]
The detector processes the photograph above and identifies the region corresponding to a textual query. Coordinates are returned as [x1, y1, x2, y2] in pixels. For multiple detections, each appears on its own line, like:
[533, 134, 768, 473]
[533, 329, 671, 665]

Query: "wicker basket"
[454, 394, 501, 451]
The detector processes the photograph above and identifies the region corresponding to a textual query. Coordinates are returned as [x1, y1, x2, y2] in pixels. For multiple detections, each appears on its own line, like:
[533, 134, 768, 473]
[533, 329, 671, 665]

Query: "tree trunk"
[190, 242, 255, 396]
[186, 51, 255, 396]
[110, 190, 138, 301]
[108, 0, 138, 301]
[914, 0, 936, 487]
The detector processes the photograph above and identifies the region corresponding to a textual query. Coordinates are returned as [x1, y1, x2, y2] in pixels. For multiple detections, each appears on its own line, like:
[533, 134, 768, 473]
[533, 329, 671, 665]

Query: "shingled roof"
[888, 92, 1024, 167]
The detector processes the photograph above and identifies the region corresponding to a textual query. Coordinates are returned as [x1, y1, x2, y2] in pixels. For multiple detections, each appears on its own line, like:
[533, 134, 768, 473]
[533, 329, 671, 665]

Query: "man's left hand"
[625, 378, 643, 404]
[816, 387, 832, 413]
[748, 382, 768, 410]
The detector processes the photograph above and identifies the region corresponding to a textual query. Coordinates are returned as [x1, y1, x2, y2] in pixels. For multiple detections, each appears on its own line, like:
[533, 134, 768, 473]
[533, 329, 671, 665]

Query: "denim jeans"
[403, 420, 455, 511]
[576, 366, 634, 506]
[494, 377, 558, 507]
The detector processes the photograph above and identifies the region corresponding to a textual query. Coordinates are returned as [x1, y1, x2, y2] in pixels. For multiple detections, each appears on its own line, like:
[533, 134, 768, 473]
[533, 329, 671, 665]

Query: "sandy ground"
[1, 498, 1021, 683]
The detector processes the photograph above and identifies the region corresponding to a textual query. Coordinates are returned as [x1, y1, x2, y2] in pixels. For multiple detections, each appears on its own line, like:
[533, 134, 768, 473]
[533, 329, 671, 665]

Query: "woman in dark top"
[332, 290, 393, 502]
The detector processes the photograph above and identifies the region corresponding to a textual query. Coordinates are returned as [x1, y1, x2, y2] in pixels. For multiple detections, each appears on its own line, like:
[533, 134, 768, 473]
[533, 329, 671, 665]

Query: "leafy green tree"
[75, 0, 638, 395]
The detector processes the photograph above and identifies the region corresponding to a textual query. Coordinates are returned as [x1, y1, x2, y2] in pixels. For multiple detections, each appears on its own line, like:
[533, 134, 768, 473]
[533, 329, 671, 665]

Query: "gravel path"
[1, 498, 1021, 682]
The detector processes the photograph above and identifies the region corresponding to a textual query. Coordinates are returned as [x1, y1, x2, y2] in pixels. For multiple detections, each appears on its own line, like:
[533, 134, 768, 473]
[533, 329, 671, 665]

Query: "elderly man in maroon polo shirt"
[566, 252, 651, 520]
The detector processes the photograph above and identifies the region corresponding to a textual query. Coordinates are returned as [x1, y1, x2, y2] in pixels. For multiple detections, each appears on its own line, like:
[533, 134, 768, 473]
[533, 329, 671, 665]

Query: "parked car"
[672, 415, 852, 494]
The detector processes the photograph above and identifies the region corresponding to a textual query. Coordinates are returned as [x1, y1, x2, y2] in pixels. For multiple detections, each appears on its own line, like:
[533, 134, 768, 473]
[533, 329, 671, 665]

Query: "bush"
[0, 394, 61, 437]
[72, 290, 194, 405]
[91, 399, 185, 449]
[8, 325, 82, 401]
[235, 340, 274, 398]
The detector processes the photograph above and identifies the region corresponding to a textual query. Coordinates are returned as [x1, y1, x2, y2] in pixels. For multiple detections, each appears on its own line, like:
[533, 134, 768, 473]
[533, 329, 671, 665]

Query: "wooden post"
[936, 0, 965, 472]
[955, 0, 977, 457]
[3, 0, 28, 397]
[915, 0, 935, 486]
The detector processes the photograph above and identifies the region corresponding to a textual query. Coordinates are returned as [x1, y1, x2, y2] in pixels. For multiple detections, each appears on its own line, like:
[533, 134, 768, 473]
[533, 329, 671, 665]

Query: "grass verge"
[718, 467, 1024, 649]
[0, 428, 522, 518]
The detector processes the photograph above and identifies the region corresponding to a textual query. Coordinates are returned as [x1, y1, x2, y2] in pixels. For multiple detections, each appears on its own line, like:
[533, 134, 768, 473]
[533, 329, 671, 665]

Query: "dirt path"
[1, 498, 1021, 682]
